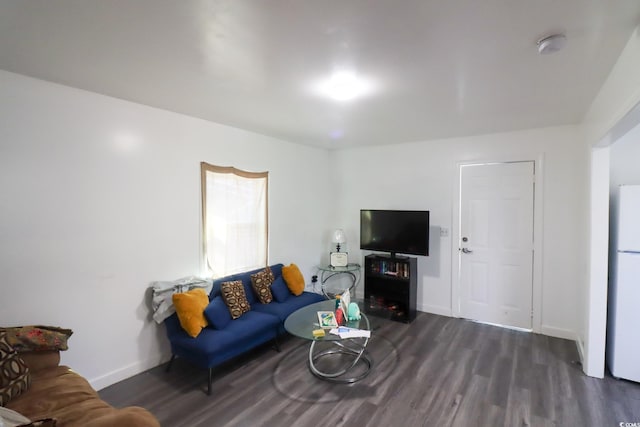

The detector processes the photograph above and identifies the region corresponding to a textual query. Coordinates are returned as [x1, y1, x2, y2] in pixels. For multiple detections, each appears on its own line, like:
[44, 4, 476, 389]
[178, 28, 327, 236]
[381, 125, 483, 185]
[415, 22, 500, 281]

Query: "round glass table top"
[284, 299, 369, 342]
[317, 263, 361, 273]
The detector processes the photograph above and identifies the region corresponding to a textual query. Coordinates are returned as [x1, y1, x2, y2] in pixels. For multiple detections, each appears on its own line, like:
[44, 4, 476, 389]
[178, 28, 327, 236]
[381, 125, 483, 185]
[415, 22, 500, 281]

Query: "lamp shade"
[332, 229, 346, 244]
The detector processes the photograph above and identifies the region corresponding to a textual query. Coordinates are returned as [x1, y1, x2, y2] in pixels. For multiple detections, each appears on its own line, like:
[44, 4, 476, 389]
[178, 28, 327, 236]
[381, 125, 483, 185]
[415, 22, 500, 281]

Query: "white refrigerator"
[607, 184, 640, 382]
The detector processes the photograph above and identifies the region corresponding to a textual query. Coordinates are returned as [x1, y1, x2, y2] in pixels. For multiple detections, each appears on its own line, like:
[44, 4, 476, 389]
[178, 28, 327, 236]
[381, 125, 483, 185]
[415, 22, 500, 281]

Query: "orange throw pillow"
[282, 263, 305, 296]
[172, 289, 209, 338]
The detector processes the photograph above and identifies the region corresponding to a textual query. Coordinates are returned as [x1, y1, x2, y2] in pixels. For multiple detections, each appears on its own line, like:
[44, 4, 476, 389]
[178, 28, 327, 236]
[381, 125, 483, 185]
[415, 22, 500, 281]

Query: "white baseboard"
[575, 334, 586, 367]
[417, 303, 452, 317]
[90, 354, 170, 391]
[539, 325, 576, 340]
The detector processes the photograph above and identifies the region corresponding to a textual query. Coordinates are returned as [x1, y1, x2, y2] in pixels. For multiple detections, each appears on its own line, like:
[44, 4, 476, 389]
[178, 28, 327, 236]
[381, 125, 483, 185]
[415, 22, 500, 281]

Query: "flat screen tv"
[360, 210, 429, 257]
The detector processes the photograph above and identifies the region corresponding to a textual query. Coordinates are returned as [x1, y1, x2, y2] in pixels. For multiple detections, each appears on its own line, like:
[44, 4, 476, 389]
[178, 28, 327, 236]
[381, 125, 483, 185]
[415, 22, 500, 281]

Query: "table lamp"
[332, 229, 346, 252]
[330, 229, 348, 267]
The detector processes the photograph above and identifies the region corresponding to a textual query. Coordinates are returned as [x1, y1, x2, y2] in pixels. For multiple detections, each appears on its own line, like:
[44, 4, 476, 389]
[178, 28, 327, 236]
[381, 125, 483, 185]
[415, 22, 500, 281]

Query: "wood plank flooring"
[99, 313, 640, 427]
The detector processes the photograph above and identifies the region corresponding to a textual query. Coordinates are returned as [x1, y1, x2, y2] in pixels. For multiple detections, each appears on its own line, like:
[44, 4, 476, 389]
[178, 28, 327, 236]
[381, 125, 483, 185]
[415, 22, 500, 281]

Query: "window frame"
[200, 162, 269, 278]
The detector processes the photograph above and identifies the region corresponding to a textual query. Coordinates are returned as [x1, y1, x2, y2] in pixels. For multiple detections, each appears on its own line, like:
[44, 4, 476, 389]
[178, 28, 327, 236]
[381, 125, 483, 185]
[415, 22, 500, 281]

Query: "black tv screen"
[360, 210, 430, 257]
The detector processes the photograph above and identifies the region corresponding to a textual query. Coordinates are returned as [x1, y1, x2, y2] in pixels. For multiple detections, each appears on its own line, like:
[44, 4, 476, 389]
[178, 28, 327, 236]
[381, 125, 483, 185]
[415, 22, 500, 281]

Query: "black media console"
[364, 254, 417, 323]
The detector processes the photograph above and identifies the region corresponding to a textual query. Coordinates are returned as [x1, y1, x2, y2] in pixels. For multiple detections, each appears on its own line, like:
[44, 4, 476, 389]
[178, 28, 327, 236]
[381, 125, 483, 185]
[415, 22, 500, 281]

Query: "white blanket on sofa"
[150, 277, 212, 323]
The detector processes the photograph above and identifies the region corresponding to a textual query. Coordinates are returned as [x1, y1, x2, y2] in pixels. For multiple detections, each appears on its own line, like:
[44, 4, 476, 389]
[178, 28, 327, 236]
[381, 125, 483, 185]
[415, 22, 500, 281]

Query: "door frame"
[451, 155, 545, 333]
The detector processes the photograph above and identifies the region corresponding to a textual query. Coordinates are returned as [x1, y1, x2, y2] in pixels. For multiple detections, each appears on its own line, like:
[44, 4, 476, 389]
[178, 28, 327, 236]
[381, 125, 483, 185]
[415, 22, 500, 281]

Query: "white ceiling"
[1, 1, 639, 149]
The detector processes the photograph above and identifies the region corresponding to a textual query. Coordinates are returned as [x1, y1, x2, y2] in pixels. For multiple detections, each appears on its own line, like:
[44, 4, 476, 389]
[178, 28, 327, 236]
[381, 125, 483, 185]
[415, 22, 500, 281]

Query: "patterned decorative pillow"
[0, 332, 31, 406]
[0, 326, 73, 352]
[250, 267, 274, 304]
[220, 280, 251, 319]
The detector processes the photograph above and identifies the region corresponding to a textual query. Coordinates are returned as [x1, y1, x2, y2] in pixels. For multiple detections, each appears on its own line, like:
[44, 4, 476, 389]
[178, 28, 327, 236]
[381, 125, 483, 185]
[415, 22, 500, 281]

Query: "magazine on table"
[317, 311, 338, 328]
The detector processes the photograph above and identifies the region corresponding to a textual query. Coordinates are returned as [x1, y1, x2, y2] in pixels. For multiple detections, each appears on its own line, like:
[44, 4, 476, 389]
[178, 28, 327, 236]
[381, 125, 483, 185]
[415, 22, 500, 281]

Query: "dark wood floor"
[100, 312, 640, 427]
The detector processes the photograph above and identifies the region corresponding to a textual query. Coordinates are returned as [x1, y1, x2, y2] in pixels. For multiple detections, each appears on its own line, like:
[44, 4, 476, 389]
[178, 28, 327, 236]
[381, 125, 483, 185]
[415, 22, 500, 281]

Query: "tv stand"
[364, 254, 417, 323]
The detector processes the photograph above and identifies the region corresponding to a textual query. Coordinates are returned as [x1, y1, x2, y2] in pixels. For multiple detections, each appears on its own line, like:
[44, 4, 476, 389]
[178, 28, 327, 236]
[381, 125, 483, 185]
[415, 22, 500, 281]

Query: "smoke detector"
[537, 34, 567, 55]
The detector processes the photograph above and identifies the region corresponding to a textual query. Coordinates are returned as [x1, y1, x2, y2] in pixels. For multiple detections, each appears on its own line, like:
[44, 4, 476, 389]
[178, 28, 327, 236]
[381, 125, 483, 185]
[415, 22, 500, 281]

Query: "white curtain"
[201, 163, 268, 278]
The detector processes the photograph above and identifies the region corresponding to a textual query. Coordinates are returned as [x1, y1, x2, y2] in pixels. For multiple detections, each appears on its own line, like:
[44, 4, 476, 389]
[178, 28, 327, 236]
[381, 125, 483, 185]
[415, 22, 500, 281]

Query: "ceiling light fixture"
[315, 70, 372, 101]
[537, 34, 567, 55]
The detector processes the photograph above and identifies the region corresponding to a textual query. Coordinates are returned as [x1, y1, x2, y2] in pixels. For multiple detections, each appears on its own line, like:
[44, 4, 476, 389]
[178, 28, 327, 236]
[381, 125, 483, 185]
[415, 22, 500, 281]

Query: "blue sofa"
[164, 263, 324, 394]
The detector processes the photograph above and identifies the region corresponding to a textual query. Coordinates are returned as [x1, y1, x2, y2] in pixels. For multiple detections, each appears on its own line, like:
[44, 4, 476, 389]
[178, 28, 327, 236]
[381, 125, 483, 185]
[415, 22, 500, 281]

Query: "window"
[201, 163, 268, 278]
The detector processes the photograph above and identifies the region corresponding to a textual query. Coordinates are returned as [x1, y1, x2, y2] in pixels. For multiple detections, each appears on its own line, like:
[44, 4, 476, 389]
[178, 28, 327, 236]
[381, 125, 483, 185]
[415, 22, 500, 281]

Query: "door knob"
[461, 247, 473, 254]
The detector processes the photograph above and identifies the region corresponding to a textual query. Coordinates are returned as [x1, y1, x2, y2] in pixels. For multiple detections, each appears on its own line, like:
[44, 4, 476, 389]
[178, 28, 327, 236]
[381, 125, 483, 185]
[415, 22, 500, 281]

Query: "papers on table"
[329, 326, 371, 339]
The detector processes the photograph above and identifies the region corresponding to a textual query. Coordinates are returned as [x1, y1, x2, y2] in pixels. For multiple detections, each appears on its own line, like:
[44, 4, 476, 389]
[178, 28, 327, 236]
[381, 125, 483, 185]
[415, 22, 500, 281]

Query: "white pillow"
[0, 406, 31, 427]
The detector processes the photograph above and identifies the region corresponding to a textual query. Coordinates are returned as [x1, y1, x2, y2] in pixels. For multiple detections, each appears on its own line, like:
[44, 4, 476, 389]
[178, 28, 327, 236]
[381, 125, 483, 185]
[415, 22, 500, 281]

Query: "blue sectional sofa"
[164, 263, 324, 394]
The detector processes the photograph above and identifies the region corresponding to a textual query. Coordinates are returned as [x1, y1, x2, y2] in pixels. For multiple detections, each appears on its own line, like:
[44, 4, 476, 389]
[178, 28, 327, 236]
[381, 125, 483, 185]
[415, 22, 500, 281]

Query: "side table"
[317, 263, 361, 299]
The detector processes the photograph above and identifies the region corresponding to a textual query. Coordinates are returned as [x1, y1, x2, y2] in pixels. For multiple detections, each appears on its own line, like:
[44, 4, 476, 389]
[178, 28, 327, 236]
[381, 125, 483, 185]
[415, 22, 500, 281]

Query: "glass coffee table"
[284, 299, 371, 383]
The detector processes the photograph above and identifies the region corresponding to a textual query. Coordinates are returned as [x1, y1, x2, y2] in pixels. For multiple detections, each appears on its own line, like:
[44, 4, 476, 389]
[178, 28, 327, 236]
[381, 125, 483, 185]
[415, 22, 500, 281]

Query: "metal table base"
[307, 335, 371, 383]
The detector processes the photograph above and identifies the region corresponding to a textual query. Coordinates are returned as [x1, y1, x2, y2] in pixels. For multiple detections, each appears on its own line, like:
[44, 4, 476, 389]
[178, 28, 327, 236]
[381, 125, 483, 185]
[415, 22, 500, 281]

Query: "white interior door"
[459, 162, 535, 329]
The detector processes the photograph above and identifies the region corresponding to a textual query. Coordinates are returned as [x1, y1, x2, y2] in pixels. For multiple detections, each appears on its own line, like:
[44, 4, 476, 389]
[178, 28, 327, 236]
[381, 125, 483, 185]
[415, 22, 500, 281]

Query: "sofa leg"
[207, 368, 213, 396]
[165, 355, 175, 373]
[273, 335, 281, 353]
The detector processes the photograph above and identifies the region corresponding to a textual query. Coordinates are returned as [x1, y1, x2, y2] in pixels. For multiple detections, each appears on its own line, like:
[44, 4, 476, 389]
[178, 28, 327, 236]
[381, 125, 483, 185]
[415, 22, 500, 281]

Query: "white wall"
[580, 24, 640, 377]
[333, 126, 588, 337]
[610, 122, 640, 189]
[583, 147, 610, 378]
[0, 70, 331, 389]
[583, 26, 640, 147]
